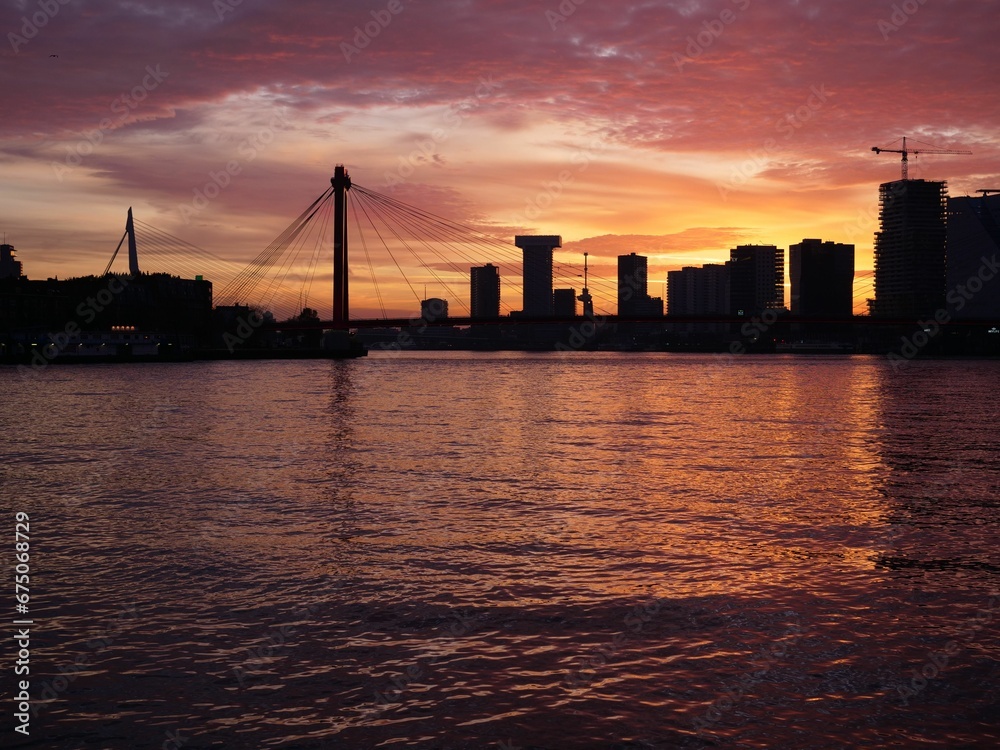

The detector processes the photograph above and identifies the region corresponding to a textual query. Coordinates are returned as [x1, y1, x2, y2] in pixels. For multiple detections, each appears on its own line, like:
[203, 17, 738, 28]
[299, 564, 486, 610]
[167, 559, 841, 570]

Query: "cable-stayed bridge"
[107, 166, 987, 331]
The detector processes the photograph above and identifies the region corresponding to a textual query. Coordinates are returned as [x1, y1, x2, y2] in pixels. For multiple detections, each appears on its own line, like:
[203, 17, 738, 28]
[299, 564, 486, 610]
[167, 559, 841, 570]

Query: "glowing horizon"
[2, 0, 996, 318]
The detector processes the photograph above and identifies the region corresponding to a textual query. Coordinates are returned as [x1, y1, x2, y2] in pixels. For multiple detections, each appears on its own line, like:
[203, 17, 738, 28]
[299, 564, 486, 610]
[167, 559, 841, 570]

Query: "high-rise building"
[552, 288, 576, 318]
[618, 252, 647, 316]
[515, 235, 559, 317]
[870, 179, 947, 318]
[666, 270, 686, 315]
[667, 264, 729, 316]
[789, 239, 855, 318]
[618, 252, 663, 316]
[728, 245, 784, 317]
[470, 264, 501, 320]
[946, 193, 1000, 320]
[0, 244, 23, 280]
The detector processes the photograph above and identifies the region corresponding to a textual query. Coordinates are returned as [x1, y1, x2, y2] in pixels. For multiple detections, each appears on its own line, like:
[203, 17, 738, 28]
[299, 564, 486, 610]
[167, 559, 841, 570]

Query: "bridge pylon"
[332, 165, 352, 326]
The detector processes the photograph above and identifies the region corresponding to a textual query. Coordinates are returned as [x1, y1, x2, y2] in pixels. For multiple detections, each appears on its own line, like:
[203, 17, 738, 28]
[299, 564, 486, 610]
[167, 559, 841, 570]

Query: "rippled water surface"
[3, 353, 999, 749]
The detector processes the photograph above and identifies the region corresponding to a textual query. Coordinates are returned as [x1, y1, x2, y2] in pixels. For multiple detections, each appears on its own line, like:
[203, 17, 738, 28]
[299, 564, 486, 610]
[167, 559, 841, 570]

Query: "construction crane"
[976, 189, 1000, 196]
[871, 136, 971, 180]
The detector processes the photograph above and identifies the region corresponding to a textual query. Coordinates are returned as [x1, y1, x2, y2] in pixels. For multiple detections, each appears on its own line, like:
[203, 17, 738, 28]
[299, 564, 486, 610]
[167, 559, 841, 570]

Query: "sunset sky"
[2, 0, 998, 318]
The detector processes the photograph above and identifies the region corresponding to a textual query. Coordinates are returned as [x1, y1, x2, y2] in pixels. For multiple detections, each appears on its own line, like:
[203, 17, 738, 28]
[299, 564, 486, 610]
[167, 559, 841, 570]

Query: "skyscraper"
[728, 245, 784, 316]
[515, 235, 559, 317]
[618, 252, 663, 317]
[470, 263, 501, 319]
[870, 179, 947, 318]
[789, 239, 855, 318]
[618, 252, 647, 316]
[946, 193, 1000, 319]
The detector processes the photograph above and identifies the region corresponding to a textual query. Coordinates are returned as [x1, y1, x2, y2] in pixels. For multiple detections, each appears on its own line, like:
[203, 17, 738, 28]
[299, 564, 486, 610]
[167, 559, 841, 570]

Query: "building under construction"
[870, 179, 948, 319]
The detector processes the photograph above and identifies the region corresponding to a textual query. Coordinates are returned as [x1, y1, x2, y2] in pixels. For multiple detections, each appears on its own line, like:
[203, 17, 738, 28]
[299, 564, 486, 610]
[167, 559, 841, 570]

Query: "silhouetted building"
[0, 244, 22, 280]
[618, 252, 663, 317]
[789, 239, 855, 318]
[470, 263, 501, 320]
[947, 193, 1000, 319]
[553, 288, 576, 317]
[0, 273, 213, 342]
[420, 297, 448, 322]
[515, 235, 560, 317]
[728, 244, 784, 317]
[619, 252, 647, 314]
[667, 263, 729, 315]
[870, 179, 947, 318]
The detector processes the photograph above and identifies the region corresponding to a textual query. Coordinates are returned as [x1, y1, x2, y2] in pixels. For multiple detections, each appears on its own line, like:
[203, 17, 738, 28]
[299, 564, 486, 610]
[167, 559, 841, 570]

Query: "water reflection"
[869, 360, 1000, 586]
[1, 353, 997, 749]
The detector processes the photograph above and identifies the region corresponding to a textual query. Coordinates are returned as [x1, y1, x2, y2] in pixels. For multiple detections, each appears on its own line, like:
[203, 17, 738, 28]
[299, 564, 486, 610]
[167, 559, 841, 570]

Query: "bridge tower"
[332, 165, 352, 325]
[126, 207, 140, 276]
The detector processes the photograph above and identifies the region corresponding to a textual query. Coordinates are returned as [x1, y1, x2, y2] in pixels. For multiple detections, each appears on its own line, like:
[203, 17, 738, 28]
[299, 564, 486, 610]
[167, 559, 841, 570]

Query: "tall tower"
[515, 235, 560, 317]
[470, 263, 501, 319]
[332, 165, 352, 325]
[870, 179, 947, 318]
[577, 252, 594, 318]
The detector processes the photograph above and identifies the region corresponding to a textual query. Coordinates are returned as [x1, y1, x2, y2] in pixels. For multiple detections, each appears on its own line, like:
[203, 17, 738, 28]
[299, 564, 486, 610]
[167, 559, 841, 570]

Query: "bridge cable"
[349, 192, 388, 319]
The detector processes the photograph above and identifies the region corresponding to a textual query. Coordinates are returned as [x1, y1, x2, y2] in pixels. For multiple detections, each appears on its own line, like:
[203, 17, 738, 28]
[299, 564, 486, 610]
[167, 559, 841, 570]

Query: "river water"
[2, 353, 998, 749]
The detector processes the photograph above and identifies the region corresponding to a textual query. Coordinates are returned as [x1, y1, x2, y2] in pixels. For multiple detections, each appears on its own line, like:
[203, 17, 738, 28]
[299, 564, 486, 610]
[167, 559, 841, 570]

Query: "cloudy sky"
[2, 0, 997, 317]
